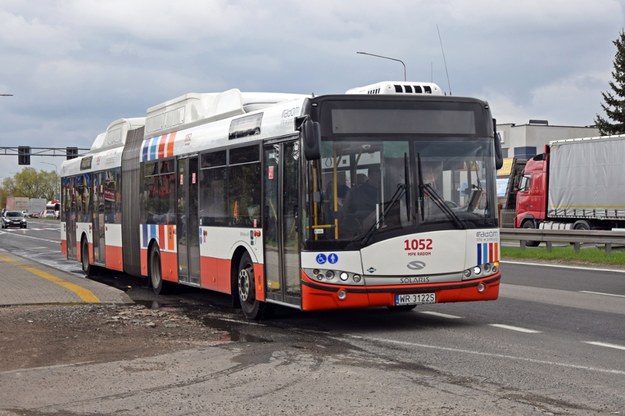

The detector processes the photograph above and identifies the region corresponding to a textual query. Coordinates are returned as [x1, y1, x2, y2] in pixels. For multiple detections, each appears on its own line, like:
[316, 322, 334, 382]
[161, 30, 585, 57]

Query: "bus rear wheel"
[81, 237, 91, 276]
[149, 246, 167, 295]
[237, 252, 264, 320]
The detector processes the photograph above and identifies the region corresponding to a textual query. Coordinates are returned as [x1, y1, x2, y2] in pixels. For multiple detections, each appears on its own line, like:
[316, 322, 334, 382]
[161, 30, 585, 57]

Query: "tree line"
[0, 168, 59, 209]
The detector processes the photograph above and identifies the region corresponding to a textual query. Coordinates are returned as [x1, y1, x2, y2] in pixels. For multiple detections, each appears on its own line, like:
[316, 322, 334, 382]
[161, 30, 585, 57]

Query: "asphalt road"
[1, 222, 624, 415]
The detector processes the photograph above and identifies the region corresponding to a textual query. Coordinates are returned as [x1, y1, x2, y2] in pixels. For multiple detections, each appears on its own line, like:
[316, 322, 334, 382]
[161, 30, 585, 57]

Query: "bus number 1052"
[404, 238, 433, 251]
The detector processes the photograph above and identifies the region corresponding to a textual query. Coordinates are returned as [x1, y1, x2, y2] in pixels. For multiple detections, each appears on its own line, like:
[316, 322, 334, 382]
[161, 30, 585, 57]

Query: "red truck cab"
[514, 151, 548, 229]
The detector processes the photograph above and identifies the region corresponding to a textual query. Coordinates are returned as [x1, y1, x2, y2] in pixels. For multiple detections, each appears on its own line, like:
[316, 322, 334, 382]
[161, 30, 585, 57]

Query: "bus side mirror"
[493, 119, 503, 170]
[302, 120, 321, 160]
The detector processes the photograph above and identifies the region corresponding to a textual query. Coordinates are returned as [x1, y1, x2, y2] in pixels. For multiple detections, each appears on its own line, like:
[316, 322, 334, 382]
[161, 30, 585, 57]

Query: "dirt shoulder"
[0, 304, 226, 372]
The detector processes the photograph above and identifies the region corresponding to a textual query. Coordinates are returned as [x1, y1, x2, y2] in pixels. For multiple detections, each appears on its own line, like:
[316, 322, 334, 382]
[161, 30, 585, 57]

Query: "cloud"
[0, 0, 624, 179]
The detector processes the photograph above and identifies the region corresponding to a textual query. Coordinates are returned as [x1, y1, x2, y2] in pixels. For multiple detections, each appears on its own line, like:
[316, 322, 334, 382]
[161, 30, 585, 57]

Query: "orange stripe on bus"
[167, 132, 176, 157]
[161, 251, 178, 282]
[140, 248, 148, 276]
[105, 245, 123, 271]
[253, 263, 265, 302]
[167, 225, 176, 251]
[159, 225, 165, 250]
[200, 256, 231, 294]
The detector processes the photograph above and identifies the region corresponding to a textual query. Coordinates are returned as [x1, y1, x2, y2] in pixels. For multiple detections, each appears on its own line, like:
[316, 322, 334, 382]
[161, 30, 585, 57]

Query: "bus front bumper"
[300, 272, 500, 311]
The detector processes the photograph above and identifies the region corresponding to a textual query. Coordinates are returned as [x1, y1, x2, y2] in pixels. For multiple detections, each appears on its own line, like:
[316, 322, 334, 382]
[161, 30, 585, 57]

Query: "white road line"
[489, 324, 542, 334]
[343, 335, 625, 376]
[580, 291, 625, 299]
[0, 232, 57, 244]
[584, 341, 625, 351]
[419, 311, 462, 319]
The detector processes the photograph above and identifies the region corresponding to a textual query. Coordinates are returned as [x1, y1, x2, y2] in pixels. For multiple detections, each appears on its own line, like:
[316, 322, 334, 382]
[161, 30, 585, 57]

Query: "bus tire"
[149, 246, 170, 295]
[81, 237, 91, 276]
[237, 252, 265, 320]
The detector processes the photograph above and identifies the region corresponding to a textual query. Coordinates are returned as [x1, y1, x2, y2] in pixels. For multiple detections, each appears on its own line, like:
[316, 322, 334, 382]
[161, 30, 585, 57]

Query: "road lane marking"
[489, 324, 542, 333]
[0, 232, 58, 244]
[584, 341, 625, 351]
[419, 311, 463, 319]
[346, 335, 625, 376]
[580, 291, 625, 299]
[0, 255, 100, 303]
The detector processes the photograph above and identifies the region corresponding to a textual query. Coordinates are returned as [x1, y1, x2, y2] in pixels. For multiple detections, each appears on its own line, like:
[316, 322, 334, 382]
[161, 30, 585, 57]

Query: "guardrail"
[499, 228, 625, 254]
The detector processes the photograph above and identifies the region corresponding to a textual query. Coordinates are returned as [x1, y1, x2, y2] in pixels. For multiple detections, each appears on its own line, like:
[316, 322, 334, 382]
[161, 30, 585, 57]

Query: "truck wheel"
[573, 220, 590, 231]
[522, 220, 540, 247]
[237, 252, 265, 320]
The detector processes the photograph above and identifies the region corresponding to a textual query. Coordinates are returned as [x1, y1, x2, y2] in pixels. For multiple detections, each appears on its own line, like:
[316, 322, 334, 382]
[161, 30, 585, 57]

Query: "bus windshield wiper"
[361, 183, 405, 245]
[417, 153, 425, 221]
[416, 152, 464, 229]
[403, 152, 412, 221]
[422, 183, 465, 229]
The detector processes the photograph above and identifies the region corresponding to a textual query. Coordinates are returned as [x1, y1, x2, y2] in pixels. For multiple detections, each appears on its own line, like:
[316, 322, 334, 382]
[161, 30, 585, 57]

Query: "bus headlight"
[462, 262, 500, 280]
[304, 269, 364, 286]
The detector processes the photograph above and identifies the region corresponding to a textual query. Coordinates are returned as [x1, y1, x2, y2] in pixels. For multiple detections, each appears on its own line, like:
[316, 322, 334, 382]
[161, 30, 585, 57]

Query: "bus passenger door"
[263, 140, 302, 307]
[176, 156, 201, 286]
[65, 177, 77, 260]
[92, 172, 105, 264]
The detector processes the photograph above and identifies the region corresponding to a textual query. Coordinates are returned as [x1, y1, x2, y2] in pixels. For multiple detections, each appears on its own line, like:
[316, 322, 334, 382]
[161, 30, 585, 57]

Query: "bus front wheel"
[237, 252, 264, 320]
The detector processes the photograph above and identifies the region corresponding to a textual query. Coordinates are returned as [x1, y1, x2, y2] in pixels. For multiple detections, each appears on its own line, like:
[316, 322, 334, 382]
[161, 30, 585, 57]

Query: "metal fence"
[499, 228, 625, 254]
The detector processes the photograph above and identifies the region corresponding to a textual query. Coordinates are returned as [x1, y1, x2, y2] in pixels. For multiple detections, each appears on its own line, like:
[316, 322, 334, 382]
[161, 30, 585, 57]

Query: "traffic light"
[66, 146, 78, 160]
[18, 146, 30, 165]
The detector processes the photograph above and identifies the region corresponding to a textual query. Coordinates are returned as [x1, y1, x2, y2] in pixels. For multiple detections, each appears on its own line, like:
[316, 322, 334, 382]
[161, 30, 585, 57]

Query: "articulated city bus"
[61, 81, 503, 319]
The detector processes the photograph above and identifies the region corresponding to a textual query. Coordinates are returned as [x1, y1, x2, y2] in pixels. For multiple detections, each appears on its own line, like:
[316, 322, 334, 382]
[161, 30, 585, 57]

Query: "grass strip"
[501, 245, 625, 267]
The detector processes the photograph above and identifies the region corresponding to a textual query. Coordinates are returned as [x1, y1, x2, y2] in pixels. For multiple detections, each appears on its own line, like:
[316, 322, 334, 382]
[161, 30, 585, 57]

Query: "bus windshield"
[305, 135, 497, 249]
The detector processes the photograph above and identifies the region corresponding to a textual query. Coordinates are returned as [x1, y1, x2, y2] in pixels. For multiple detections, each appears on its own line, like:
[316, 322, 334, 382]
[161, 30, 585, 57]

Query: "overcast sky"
[1, 0, 624, 180]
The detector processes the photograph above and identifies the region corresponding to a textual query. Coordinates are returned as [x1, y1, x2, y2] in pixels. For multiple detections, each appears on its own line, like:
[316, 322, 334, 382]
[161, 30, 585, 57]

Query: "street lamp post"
[356, 51, 406, 81]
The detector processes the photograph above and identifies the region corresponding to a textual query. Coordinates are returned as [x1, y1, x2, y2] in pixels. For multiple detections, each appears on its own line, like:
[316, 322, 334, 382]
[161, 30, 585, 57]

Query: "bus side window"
[200, 166, 227, 226]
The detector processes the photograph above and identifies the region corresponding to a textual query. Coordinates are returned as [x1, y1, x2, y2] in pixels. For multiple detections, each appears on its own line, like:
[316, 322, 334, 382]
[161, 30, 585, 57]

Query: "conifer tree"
[595, 31, 625, 135]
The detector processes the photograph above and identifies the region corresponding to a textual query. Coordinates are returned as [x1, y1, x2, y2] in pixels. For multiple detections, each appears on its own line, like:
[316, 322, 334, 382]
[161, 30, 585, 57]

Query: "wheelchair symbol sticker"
[316, 254, 327, 264]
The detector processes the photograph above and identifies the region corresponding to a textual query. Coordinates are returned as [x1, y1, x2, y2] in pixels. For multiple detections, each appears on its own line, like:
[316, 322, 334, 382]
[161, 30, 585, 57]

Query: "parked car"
[1, 211, 27, 229]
